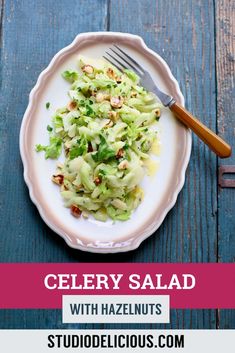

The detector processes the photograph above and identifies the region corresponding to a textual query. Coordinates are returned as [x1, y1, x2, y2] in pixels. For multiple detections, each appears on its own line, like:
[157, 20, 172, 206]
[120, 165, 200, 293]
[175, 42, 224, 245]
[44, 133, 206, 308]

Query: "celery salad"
[36, 58, 162, 222]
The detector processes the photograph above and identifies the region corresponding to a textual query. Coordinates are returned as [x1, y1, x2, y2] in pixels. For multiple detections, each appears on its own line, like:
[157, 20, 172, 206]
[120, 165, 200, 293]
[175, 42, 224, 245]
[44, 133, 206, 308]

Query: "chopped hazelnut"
[70, 205, 82, 218]
[90, 89, 97, 96]
[82, 64, 94, 74]
[67, 101, 77, 111]
[52, 174, 64, 185]
[116, 148, 125, 159]
[155, 108, 161, 118]
[60, 184, 68, 191]
[94, 176, 102, 185]
[110, 96, 123, 108]
[105, 119, 114, 128]
[108, 110, 118, 122]
[106, 68, 122, 83]
[96, 92, 105, 103]
[96, 92, 110, 102]
[118, 160, 129, 170]
[106, 68, 116, 79]
[131, 91, 137, 97]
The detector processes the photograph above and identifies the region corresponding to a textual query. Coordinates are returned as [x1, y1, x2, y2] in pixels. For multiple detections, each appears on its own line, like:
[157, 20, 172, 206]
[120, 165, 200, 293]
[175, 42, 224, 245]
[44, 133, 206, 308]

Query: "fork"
[103, 45, 231, 158]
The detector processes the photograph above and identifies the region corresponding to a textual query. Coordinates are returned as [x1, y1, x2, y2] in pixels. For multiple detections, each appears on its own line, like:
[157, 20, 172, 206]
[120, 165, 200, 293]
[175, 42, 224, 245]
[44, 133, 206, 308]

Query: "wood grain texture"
[215, 0, 235, 328]
[216, 0, 235, 263]
[169, 101, 231, 158]
[0, 0, 233, 329]
[0, 0, 108, 263]
[0, 308, 216, 330]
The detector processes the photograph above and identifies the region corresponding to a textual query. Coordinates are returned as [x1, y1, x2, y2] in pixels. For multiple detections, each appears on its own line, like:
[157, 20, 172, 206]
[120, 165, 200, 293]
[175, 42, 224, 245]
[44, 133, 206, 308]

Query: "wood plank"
[0, 0, 109, 329]
[0, 0, 108, 263]
[0, 308, 216, 329]
[109, 0, 217, 328]
[216, 0, 235, 329]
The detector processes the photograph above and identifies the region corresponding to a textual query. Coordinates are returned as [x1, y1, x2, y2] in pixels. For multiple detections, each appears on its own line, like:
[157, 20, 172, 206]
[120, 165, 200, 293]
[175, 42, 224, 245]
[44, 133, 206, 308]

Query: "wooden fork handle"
[170, 102, 232, 158]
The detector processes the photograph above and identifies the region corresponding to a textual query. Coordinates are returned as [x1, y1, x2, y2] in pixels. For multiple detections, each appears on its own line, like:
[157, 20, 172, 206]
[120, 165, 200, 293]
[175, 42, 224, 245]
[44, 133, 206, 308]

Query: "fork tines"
[103, 45, 144, 76]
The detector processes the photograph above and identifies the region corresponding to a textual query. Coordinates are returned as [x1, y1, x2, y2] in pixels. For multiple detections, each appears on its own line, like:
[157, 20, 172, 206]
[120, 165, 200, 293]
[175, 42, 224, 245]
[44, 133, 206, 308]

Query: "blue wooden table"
[0, 0, 234, 329]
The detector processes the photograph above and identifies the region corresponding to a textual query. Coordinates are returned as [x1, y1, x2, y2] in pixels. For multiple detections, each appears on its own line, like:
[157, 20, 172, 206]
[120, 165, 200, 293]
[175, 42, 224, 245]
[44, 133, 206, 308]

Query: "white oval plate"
[20, 32, 191, 253]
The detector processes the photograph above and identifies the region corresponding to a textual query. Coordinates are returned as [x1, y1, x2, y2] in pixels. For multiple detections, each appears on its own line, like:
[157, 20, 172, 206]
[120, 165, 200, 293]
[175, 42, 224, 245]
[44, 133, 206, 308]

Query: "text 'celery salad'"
[36, 58, 162, 222]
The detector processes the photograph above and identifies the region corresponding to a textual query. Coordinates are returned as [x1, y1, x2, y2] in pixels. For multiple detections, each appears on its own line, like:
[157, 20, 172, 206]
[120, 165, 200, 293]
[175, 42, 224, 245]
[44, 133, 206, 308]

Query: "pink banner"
[0, 263, 234, 309]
